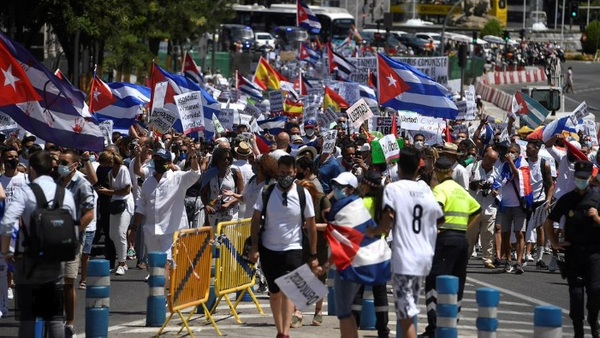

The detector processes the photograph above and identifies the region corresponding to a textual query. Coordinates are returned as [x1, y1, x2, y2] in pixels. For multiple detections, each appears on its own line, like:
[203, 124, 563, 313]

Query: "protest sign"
[150, 108, 178, 134]
[347, 56, 449, 85]
[583, 119, 598, 146]
[212, 113, 225, 134]
[464, 85, 477, 121]
[338, 81, 361, 105]
[397, 111, 445, 133]
[152, 81, 168, 111]
[238, 113, 253, 128]
[275, 264, 327, 311]
[346, 99, 373, 129]
[572, 101, 589, 121]
[317, 107, 339, 128]
[321, 129, 338, 154]
[379, 134, 400, 162]
[175, 91, 205, 134]
[243, 104, 262, 118]
[98, 120, 113, 145]
[372, 116, 400, 136]
[219, 108, 236, 131]
[0, 112, 18, 131]
[269, 90, 284, 113]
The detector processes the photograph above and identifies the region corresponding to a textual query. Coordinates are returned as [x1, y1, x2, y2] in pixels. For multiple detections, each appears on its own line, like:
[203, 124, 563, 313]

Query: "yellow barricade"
[157, 227, 221, 337]
[213, 218, 264, 323]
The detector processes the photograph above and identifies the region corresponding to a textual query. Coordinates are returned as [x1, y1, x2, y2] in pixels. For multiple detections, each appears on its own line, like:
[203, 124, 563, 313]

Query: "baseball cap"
[153, 148, 172, 162]
[434, 156, 454, 172]
[304, 119, 317, 128]
[332, 172, 358, 189]
[574, 160, 593, 179]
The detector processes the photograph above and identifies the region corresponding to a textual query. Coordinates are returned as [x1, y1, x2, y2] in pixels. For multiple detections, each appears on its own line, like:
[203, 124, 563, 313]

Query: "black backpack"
[21, 183, 78, 262]
[260, 182, 306, 227]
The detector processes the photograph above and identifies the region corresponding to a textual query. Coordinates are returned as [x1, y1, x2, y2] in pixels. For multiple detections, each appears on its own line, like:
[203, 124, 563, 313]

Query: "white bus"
[231, 4, 355, 44]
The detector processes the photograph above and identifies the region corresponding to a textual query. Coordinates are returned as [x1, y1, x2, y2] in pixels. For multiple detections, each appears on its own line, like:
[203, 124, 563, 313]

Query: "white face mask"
[414, 141, 424, 150]
[305, 128, 315, 137]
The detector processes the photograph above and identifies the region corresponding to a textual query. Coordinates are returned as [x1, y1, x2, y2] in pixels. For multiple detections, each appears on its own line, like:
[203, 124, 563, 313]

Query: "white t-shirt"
[548, 146, 575, 200]
[0, 172, 29, 203]
[528, 158, 546, 203]
[128, 157, 154, 201]
[452, 162, 469, 190]
[465, 161, 500, 215]
[254, 183, 315, 252]
[109, 165, 134, 214]
[383, 180, 443, 276]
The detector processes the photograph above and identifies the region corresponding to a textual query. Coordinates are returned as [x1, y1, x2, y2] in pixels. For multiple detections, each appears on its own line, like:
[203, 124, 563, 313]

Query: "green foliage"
[480, 19, 503, 38]
[583, 21, 600, 54]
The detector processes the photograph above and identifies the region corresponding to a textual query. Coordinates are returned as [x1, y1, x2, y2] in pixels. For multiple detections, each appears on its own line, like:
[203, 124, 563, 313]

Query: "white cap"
[569, 140, 582, 150]
[332, 172, 358, 189]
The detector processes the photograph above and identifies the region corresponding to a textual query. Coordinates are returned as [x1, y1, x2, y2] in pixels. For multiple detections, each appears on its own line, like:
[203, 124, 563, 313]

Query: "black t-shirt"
[548, 188, 600, 246]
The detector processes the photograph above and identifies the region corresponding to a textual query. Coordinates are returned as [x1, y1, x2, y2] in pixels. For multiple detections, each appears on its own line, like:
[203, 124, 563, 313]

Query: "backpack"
[260, 182, 306, 227]
[21, 183, 78, 263]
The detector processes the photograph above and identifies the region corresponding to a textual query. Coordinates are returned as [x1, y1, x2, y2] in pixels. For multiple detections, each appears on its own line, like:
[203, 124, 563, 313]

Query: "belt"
[438, 229, 466, 235]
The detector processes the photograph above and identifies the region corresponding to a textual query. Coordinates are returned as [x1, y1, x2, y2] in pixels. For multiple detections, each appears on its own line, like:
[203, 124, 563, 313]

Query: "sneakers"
[7, 287, 13, 300]
[504, 262, 514, 273]
[127, 248, 136, 260]
[290, 311, 303, 328]
[64, 325, 76, 338]
[514, 263, 525, 274]
[536, 260, 549, 270]
[525, 254, 534, 262]
[493, 258, 504, 268]
[115, 265, 126, 275]
[548, 256, 558, 272]
[483, 260, 495, 269]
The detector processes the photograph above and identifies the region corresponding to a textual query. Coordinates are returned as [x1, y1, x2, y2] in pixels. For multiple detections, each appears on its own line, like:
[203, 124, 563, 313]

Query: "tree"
[582, 21, 600, 54]
[480, 19, 503, 38]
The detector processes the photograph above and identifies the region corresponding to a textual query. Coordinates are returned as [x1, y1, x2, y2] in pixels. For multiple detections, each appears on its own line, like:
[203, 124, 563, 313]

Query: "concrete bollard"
[476, 288, 500, 338]
[359, 285, 376, 330]
[86, 259, 110, 337]
[326, 268, 336, 316]
[146, 252, 167, 327]
[534, 306, 562, 338]
[34, 318, 44, 338]
[435, 275, 459, 338]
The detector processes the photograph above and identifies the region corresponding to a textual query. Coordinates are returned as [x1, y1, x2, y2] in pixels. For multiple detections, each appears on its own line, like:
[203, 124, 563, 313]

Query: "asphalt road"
[497, 61, 600, 119]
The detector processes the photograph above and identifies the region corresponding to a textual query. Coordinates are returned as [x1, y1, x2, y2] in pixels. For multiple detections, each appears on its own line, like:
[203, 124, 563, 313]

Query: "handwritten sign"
[464, 85, 477, 121]
[321, 130, 338, 154]
[219, 108, 235, 131]
[175, 91, 205, 134]
[244, 104, 262, 118]
[346, 98, 373, 129]
[275, 264, 327, 311]
[212, 113, 225, 134]
[98, 120, 113, 145]
[317, 107, 339, 129]
[379, 134, 400, 162]
[269, 90, 284, 113]
[150, 108, 178, 134]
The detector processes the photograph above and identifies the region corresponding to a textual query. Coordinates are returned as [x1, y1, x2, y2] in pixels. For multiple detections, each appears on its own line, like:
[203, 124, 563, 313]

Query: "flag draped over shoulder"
[0, 33, 104, 151]
[500, 157, 533, 210]
[326, 195, 391, 285]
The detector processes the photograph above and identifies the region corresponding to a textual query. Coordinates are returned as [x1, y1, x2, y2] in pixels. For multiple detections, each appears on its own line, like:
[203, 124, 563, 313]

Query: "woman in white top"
[97, 152, 134, 275]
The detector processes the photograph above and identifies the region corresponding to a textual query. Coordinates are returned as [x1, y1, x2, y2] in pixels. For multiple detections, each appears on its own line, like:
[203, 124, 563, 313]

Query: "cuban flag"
[237, 72, 264, 100]
[299, 43, 320, 65]
[328, 43, 357, 79]
[542, 115, 579, 142]
[500, 157, 533, 210]
[150, 64, 220, 138]
[0, 33, 104, 151]
[299, 72, 314, 96]
[511, 91, 550, 128]
[182, 52, 204, 88]
[297, 0, 321, 34]
[326, 195, 391, 285]
[359, 84, 377, 106]
[257, 116, 286, 135]
[90, 77, 150, 134]
[377, 53, 458, 120]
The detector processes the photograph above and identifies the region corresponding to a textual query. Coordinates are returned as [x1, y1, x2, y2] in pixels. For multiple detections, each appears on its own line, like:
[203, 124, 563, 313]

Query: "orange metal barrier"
[213, 218, 264, 323]
[157, 227, 221, 337]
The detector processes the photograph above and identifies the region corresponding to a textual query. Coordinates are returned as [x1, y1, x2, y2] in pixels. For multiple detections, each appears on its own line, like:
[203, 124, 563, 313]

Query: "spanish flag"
[284, 98, 304, 116]
[323, 86, 349, 112]
[254, 56, 286, 90]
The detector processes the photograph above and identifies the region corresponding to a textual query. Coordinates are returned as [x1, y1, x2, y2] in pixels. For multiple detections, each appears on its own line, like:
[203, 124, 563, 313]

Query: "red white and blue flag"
[298, 43, 320, 65]
[236, 72, 264, 100]
[182, 52, 204, 88]
[0, 33, 104, 151]
[297, 0, 321, 34]
[377, 53, 458, 120]
[328, 43, 357, 79]
[500, 157, 533, 210]
[326, 195, 391, 285]
[511, 91, 550, 128]
[299, 72, 314, 96]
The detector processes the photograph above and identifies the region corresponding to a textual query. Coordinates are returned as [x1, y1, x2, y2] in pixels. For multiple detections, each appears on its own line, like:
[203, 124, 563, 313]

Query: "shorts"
[82, 231, 96, 255]
[392, 274, 423, 320]
[143, 228, 174, 261]
[500, 206, 528, 233]
[64, 241, 84, 279]
[333, 270, 361, 320]
[258, 245, 302, 294]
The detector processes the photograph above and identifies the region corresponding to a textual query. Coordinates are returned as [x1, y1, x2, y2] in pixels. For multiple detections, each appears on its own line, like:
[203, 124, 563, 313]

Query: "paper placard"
[244, 104, 262, 118]
[152, 81, 168, 110]
[150, 108, 178, 134]
[318, 107, 339, 128]
[219, 108, 235, 131]
[321, 130, 338, 154]
[269, 90, 284, 113]
[464, 85, 477, 121]
[373, 116, 399, 136]
[379, 134, 400, 162]
[572, 101, 588, 121]
[338, 82, 361, 105]
[346, 98, 373, 129]
[274, 264, 328, 311]
[238, 113, 253, 127]
[175, 91, 205, 134]
[583, 119, 598, 146]
[212, 113, 225, 134]
[398, 111, 445, 133]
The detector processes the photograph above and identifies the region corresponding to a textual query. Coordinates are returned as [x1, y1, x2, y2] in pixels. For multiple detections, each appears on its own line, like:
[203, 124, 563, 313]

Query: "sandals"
[79, 281, 87, 290]
[312, 311, 323, 326]
[290, 311, 303, 328]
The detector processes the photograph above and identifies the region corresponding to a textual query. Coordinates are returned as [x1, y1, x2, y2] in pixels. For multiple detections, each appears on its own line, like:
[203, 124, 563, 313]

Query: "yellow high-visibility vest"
[433, 179, 481, 231]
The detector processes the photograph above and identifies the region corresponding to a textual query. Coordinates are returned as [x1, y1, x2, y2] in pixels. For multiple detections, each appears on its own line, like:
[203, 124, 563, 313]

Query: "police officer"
[544, 161, 600, 338]
[420, 156, 482, 338]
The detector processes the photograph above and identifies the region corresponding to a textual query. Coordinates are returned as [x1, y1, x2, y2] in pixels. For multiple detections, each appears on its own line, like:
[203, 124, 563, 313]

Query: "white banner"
[372, 116, 400, 136]
[583, 119, 598, 146]
[238, 113, 253, 128]
[338, 82, 361, 105]
[379, 134, 400, 163]
[465, 85, 477, 121]
[243, 104, 262, 118]
[275, 264, 327, 311]
[150, 108, 178, 134]
[347, 56, 449, 85]
[175, 91, 205, 134]
[397, 111, 445, 133]
[346, 98, 373, 129]
[321, 129, 338, 154]
[269, 90, 284, 113]
[572, 101, 589, 121]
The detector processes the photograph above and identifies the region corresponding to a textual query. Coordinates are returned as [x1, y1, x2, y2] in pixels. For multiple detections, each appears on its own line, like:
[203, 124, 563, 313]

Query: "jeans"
[16, 282, 65, 338]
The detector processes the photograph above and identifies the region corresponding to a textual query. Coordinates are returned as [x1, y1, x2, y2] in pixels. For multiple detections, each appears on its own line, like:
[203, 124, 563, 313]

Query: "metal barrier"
[213, 218, 264, 323]
[157, 227, 218, 337]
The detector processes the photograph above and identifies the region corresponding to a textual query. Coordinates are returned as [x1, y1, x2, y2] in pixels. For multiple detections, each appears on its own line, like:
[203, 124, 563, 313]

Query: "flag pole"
[89, 64, 98, 113]
[235, 69, 239, 90]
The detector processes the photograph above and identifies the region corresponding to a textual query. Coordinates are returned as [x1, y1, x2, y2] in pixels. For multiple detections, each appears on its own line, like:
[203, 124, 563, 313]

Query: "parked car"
[254, 32, 275, 49]
[396, 34, 432, 54]
[359, 30, 407, 55]
[415, 32, 442, 48]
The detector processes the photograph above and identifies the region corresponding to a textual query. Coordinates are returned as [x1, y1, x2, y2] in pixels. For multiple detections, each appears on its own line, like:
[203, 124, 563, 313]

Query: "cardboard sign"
[572, 101, 588, 121]
[269, 90, 284, 113]
[98, 120, 113, 145]
[464, 85, 477, 121]
[244, 104, 262, 118]
[317, 107, 339, 129]
[150, 108, 178, 134]
[346, 98, 373, 129]
[321, 130, 338, 154]
[275, 264, 327, 311]
[175, 91, 205, 134]
[379, 134, 400, 162]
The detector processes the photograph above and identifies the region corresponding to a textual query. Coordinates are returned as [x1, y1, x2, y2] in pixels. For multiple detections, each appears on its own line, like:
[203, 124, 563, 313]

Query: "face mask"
[575, 178, 589, 190]
[333, 186, 347, 200]
[179, 153, 187, 161]
[5, 159, 18, 170]
[305, 129, 315, 137]
[414, 141, 424, 150]
[57, 165, 72, 177]
[278, 174, 295, 189]
[89, 155, 96, 163]
[585, 141, 592, 148]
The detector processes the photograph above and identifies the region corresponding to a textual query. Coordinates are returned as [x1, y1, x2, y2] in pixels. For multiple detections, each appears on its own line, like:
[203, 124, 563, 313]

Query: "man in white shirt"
[440, 143, 469, 190]
[367, 147, 444, 338]
[232, 142, 254, 217]
[130, 149, 201, 278]
[131, 137, 155, 268]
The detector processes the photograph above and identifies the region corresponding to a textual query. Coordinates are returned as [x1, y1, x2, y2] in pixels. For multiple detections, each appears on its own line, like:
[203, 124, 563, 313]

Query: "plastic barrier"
[435, 275, 459, 338]
[212, 218, 264, 323]
[476, 288, 499, 338]
[157, 227, 218, 337]
[534, 306, 562, 338]
[86, 259, 110, 337]
[146, 252, 167, 327]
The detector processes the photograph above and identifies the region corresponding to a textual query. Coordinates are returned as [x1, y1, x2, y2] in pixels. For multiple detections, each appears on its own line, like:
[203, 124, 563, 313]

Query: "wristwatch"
[308, 252, 318, 260]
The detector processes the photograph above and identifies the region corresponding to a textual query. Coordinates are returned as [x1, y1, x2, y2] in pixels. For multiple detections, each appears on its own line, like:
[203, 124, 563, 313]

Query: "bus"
[231, 4, 356, 44]
[389, 0, 507, 27]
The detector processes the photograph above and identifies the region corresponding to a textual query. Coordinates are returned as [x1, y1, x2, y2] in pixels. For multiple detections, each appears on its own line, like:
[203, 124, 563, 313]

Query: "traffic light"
[472, 31, 478, 44]
[503, 30, 510, 42]
[458, 44, 468, 68]
[570, 1, 579, 18]
[519, 28, 526, 40]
